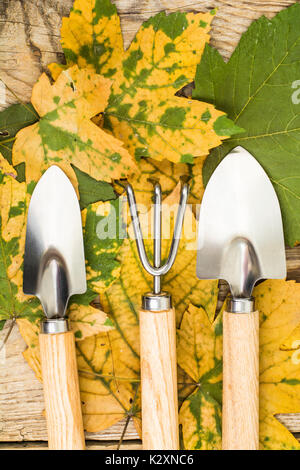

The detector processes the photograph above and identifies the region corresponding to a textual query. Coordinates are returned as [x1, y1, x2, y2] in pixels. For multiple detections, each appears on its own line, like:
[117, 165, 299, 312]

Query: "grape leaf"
[193, 3, 300, 246]
[12, 65, 137, 192]
[179, 280, 300, 450]
[50, 0, 243, 165]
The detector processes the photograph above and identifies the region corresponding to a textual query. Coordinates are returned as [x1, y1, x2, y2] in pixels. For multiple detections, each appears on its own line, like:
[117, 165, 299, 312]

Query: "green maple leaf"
[193, 3, 300, 246]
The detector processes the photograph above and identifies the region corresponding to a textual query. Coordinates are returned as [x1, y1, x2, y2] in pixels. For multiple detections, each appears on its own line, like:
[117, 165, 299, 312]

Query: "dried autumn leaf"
[22, 185, 218, 433]
[50, 0, 242, 165]
[61, 0, 123, 77]
[179, 280, 300, 450]
[77, 320, 141, 432]
[256, 280, 300, 450]
[178, 304, 222, 450]
[0, 155, 42, 326]
[12, 65, 137, 191]
[0, 102, 117, 208]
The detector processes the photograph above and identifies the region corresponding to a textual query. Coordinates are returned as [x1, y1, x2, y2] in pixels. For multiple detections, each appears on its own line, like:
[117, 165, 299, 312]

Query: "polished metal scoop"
[23, 165, 86, 450]
[23, 165, 86, 333]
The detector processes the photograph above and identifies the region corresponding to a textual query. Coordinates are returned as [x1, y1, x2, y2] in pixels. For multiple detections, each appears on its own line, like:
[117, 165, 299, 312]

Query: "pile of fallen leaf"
[1, 0, 300, 450]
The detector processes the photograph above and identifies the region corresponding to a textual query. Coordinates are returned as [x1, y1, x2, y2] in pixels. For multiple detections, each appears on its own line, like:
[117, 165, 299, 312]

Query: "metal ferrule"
[142, 292, 172, 312]
[227, 296, 255, 314]
[41, 318, 69, 334]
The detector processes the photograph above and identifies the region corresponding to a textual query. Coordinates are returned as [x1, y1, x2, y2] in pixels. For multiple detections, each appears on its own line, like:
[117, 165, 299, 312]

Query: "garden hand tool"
[197, 146, 286, 450]
[23, 165, 86, 450]
[126, 182, 189, 450]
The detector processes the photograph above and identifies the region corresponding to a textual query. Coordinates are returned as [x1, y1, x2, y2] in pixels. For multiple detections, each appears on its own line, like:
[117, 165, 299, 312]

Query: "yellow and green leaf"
[21, 185, 217, 432]
[178, 304, 222, 450]
[51, 0, 243, 165]
[82, 197, 125, 294]
[179, 280, 300, 450]
[0, 170, 123, 341]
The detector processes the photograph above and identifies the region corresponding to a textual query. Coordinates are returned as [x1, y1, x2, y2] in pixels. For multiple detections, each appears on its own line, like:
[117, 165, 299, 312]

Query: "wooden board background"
[1, 0, 300, 449]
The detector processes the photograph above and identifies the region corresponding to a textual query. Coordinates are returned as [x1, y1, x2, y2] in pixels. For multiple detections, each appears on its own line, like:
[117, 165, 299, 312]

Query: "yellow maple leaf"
[0, 154, 43, 326]
[12, 65, 137, 191]
[178, 304, 222, 450]
[179, 280, 300, 450]
[20, 185, 217, 433]
[128, 156, 204, 210]
[49, 0, 242, 165]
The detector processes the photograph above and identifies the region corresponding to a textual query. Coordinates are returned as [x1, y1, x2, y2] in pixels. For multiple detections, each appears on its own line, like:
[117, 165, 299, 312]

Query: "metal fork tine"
[153, 183, 162, 294]
[126, 182, 189, 280]
[126, 184, 154, 274]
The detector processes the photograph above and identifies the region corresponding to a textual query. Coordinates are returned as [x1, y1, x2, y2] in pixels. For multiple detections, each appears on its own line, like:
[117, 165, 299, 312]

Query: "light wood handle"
[140, 307, 179, 450]
[222, 311, 259, 450]
[39, 331, 85, 450]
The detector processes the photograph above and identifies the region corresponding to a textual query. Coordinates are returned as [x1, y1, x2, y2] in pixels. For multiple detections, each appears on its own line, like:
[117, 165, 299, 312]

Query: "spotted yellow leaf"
[50, 0, 242, 165]
[83, 197, 125, 293]
[179, 280, 300, 450]
[0, 153, 112, 340]
[0, 154, 42, 325]
[178, 304, 222, 450]
[12, 65, 137, 191]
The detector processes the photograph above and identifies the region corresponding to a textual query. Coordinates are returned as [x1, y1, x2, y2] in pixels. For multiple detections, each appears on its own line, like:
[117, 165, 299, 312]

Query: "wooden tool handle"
[222, 311, 259, 450]
[140, 307, 179, 450]
[39, 331, 85, 450]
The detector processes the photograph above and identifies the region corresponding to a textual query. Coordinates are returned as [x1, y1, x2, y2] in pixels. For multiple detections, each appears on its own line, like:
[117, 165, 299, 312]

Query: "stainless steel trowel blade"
[23, 166, 86, 317]
[197, 146, 286, 296]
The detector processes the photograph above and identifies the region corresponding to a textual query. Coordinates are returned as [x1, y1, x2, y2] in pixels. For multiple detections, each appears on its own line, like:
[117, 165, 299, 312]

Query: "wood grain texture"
[140, 307, 179, 450]
[39, 331, 85, 450]
[222, 311, 259, 450]
[0, 0, 300, 446]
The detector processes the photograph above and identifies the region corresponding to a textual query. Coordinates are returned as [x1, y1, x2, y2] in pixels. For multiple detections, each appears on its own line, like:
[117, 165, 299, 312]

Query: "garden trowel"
[23, 165, 86, 450]
[197, 146, 286, 450]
